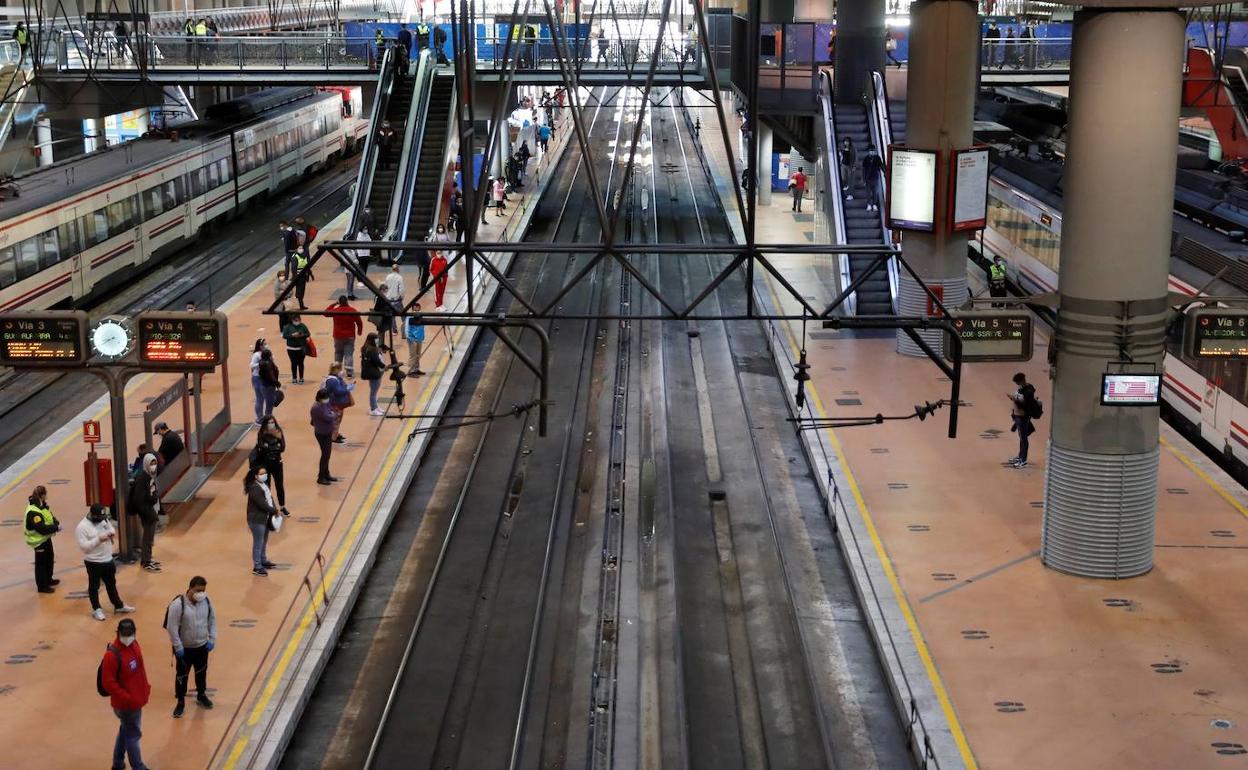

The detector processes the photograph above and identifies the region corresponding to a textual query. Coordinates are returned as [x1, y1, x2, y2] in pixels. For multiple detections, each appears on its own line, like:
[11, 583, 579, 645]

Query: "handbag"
[268, 512, 283, 532]
[274, 388, 286, 407]
[305, 337, 318, 358]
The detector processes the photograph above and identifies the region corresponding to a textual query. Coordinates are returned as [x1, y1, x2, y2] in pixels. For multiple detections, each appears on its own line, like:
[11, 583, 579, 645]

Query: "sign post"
[83, 420, 102, 506]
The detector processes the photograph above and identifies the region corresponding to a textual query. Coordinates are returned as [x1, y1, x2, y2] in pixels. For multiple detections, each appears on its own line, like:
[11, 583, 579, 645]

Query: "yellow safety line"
[763, 278, 980, 769]
[222, 324, 461, 770]
[1160, 435, 1248, 520]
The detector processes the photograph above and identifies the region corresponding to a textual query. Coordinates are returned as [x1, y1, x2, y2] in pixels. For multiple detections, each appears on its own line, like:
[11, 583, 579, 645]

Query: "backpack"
[1027, 397, 1044, 420]
[306, 224, 318, 243]
[96, 644, 120, 697]
[162, 594, 214, 631]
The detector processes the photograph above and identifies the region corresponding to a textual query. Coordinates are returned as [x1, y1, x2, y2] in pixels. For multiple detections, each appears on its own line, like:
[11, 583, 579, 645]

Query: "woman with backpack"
[361, 333, 388, 417]
[252, 416, 290, 517]
[245, 466, 278, 576]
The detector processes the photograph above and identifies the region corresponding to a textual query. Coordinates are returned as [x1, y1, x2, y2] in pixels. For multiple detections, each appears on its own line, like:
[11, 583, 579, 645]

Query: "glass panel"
[58, 219, 80, 258]
[15, 237, 40, 279]
[80, 215, 97, 248]
[143, 187, 164, 220]
[39, 229, 59, 269]
[0, 246, 15, 288]
[107, 201, 126, 236]
[219, 158, 231, 182]
[207, 162, 220, 188]
[92, 210, 110, 244]
[189, 168, 204, 197]
[171, 178, 186, 206]
[162, 181, 176, 211]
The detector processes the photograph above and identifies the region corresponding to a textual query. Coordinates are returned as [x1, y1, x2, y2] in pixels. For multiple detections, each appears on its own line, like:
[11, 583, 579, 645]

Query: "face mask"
[257, 473, 269, 483]
[192, 591, 206, 602]
[119, 636, 135, 647]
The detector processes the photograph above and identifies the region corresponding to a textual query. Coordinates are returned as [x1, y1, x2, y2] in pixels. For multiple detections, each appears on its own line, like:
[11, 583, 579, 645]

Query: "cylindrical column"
[1041, 9, 1185, 579]
[757, 123, 774, 207]
[834, 0, 885, 104]
[35, 118, 52, 167]
[896, 0, 978, 355]
[491, 119, 509, 179]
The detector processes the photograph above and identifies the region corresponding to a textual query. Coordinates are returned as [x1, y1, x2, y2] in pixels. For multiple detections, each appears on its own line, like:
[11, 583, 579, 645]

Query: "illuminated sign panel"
[944, 310, 1033, 362]
[887, 147, 938, 232]
[1185, 308, 1248, 359]
[136, 312, 225, 368]
[950, 148, 990, 231]
[1101, 374, 1161, 406]
[0, 312, 87, 366]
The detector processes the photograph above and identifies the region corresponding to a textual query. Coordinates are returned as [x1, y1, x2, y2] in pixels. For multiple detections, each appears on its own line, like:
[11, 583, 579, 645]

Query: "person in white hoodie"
[75, 503, 135, 621]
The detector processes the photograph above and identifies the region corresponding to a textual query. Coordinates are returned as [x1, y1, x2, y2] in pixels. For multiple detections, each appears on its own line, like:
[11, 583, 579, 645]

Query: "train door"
[68, 207, 90, 298]
[1202, 369, 1233, 446]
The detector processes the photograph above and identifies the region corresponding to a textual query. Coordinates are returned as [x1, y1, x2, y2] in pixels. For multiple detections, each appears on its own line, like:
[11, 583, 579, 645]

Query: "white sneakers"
[369, 408, 385, 417]
[92, 608, 105, 621]
[93, 605, 135, 621]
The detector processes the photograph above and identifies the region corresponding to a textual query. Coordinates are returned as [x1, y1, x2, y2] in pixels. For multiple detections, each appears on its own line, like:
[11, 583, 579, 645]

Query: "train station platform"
[695, 110, 1248, 768]
[0, 119, 572, 769]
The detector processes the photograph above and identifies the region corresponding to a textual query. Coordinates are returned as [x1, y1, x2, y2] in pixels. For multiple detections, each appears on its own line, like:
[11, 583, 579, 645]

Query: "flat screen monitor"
[1101, 373, 1161, 406]
[887, 147, 938, 232]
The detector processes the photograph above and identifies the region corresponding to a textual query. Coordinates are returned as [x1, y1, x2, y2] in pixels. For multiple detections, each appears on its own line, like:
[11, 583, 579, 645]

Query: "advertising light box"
[950, 148, 990, 231]
[1101, 373, 1161, 406]
[887, 147, 938, 232]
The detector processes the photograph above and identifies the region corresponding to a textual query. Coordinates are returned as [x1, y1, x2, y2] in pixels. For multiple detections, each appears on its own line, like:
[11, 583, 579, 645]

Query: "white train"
[0, 85, 366, 311]
[981, 171, 1248, 474]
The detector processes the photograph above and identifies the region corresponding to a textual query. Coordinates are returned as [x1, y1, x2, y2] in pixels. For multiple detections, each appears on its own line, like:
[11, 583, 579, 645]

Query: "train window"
[57, 219, 80, 258]
[106, 200, 128, 236]
[91, 210, 109, 244]
[0, 246, 14, 288]
[39, 229, 59, 269]
[218, 158, 231, 183]
[15, 237, 40, 280]
[207, 162, 220, 189]
[142, 187, 164, 220]
[162, 181, 176, 211]
[173, 178, 187, 206]
[257, 143, 267, 165]
[188, 168, 204, 198]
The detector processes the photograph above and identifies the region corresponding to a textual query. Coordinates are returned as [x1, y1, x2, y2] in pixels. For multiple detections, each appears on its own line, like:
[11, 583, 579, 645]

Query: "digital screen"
[945, 311, 1033, 362]
[0, 313, 86, 366]
[1101, 374, 1161, 406]
[887, 147, 937, 232]
[950, 148, 989, 231]
[1187, 309, 1248, 358]
[138, 314, 222, 367]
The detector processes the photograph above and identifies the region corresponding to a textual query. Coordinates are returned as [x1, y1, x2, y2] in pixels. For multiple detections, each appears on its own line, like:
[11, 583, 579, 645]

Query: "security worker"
[373, 27, 385, 68]
[23, 485, 60, 593]
[415, 20, 431, 52]
[195, 18, 208, 36]
[988, 254, 1008, 307]
[12, 22, 28, 62]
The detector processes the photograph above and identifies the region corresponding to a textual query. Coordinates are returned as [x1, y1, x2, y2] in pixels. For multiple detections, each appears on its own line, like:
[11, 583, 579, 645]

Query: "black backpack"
[96, 644, 120, 697]
[1027, 395, 1044, 420]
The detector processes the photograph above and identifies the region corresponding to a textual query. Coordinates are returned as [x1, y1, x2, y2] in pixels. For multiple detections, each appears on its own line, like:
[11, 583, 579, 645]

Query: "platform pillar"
[895, 0, 976, 356]
[757, 122, 774, 207]
[1040, 9, 1185, 579]
[834, 0, 885, 104]
[35, 119, 52, 167]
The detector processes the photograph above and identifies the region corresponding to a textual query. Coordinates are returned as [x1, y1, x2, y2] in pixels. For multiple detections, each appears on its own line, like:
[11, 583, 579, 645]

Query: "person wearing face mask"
[23, 485, 60, 593]
[165, 575, 217, 718]
[245, 466, 278, 576]
[76, 504, 135, 621]
[100, 618, 151, 770]
[128, 454, 162, 572]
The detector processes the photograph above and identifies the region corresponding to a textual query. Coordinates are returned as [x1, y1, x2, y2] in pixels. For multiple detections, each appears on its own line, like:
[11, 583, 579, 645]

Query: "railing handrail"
[389, 49, 434, 241]
[868, 70, 899, 312]
[819, 70, 854, 316]
[349, 45, 395, 240]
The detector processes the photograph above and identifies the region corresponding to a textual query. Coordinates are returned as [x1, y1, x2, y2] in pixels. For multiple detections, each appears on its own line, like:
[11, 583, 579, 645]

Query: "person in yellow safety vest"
[415, 21, 431, 51]
[195, 19, 208, 36]
[12, 22, 28, 61]
[988, 254, 1008, 307]
[23, 485, 61, 594]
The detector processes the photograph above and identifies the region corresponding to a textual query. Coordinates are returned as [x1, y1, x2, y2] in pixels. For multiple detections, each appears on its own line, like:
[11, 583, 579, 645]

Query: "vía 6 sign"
[943, 310, 1034, 362]
[0, 311, 88, 367]
[136, 311, 228, 368]
[1185, 307, 1248, 359]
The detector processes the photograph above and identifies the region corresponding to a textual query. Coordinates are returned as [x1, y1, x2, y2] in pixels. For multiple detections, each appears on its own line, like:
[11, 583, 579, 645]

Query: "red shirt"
[101, 637, 151, 712]
[325, 303, 364, 339]
[791, 171, 807, 192]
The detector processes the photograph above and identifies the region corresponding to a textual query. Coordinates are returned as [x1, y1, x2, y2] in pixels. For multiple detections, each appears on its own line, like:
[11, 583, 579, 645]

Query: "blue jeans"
[249, 522, 269, 569]
[112, 708, 144, 770]
[367, 377, 382, 410]
[261, 385, 277, 417]
[1013, 415, 1033, 461]
[251, 374, 264, 422]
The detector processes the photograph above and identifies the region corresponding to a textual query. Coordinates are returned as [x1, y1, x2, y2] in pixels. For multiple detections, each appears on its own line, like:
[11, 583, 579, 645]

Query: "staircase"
[888, 100, 908, 144]
[403, 73, 454, 240]
[366, 70, 417, 232]
[833, 103, 893, 315]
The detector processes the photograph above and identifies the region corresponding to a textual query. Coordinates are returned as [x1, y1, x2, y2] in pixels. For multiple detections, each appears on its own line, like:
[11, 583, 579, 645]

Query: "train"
[981, 168, 1248, 476]
[0, 85, 367, 311]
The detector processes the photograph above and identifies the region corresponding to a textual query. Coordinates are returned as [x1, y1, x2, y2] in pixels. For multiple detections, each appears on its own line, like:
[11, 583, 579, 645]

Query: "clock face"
[91, 319, 133, 359]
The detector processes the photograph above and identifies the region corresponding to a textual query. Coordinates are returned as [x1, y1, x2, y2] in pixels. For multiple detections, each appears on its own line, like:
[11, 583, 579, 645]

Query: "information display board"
[887, 146, 938, 232]
[1185, 308, 1248, 358]
[0, 311, 88, 367]
[943, 310, 1033, 362]
[1101, 373, 1161, 406]
[136, 311, 227, 368]
[950, 148, 990, 232]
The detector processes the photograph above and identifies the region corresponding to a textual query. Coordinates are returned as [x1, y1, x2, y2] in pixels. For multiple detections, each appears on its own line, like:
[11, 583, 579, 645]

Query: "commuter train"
[0, 85, 367, 311]
[981, 170, 1248, 474]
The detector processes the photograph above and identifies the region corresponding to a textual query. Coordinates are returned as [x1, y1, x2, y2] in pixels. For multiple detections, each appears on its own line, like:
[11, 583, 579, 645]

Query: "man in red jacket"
[101, 618, 152, 770]
[326, 295, 363, 379]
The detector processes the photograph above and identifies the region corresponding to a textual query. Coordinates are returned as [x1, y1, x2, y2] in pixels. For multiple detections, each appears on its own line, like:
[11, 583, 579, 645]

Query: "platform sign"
[136, 311, 227, 369]
[1185, 308, 1248, 359]
[887, 146, 938, 232]
[83, 420, 102, 444]
[944, 310, 1033, 362]
[0, 311, 88, 367]
[1101, 373, 1161, 406]
[949, 147, 990, 232]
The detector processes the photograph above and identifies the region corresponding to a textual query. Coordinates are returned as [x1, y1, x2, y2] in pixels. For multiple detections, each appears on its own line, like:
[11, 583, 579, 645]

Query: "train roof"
[0, 88, 336, 223]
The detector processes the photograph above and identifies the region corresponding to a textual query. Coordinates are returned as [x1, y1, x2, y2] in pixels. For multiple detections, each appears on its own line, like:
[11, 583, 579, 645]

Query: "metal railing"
[349, 45, 396, 240]
[51, 32, 383, 71]
[474, 34, 703, 72]
[818, 70, 854, 316]
[980, 36, 1072, 71]
[868, 70, 899, 311]
[392, 50, 436, 240]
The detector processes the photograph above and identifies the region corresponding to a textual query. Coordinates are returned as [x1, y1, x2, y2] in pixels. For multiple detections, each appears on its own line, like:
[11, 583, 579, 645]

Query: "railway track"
[0, 160, 356, 468]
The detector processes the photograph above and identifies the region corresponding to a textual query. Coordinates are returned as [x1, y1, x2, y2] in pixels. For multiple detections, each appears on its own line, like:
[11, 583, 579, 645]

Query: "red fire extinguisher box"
[85, 457, 114, 507]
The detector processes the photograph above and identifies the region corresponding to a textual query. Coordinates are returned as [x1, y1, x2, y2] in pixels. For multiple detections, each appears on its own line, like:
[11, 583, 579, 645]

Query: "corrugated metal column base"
[894, 271, 968, 357]
[1041, 443, 1159, 579]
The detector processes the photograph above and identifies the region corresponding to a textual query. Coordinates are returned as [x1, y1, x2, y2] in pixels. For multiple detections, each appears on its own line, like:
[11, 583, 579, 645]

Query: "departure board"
[0, 312, 87, 366]
[944, 310, 1033, 362]
[136, 312, 226, 368]
[1185, 308, 1248, 359]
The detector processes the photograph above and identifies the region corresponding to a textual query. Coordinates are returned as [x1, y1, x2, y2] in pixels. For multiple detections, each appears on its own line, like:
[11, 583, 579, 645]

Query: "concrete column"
[491, 120, 509, 179]
[1040, 9, 1185, 579]
[834, 0, 885, 104]
[35, 119, 52, 167]
[757, 122, 774, 207]
[895, 0, 977, 355]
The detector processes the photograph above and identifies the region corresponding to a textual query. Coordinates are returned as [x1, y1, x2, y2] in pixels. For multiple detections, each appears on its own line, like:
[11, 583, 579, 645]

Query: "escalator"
[400, 71, 455, 241]
[367, 64, 416, 231]
[832, 102, 893, 314]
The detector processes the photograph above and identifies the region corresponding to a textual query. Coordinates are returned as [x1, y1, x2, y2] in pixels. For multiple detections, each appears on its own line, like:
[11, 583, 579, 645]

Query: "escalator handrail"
[423, 76, 457, 241]
[820, 70, 855, 315]
[389, 50, 435, 240]
[349, 46, 396, 239]
[868, 70, 899, 311]
[1219, 62, 1248, 143]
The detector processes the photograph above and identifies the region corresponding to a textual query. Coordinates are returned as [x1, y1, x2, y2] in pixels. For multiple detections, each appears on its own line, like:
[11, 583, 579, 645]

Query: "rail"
[395, 51, 438, 241]
[473, 33, 702, 72]
[819, 70, 854, 315]
[349, 45, 395, 239]
[868, 70, 899, 311]
[50, 32, 381, 72]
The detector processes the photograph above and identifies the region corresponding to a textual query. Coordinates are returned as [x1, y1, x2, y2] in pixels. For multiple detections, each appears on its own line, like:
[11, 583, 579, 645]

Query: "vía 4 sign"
[943, 310, 1034, 362]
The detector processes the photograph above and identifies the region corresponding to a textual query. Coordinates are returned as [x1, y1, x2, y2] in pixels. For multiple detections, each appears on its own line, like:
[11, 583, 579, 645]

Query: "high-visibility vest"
[22, 503, 54, 548]
[184, 21, 195, 35]
[195, 21, 208, 36]
[989, 262, 1007, 283]
[295, 253, 309, 270]
[417, 23, 430, 37]
[14, 28, 27, 45]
